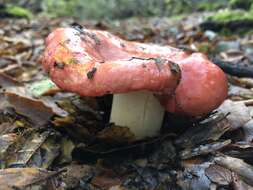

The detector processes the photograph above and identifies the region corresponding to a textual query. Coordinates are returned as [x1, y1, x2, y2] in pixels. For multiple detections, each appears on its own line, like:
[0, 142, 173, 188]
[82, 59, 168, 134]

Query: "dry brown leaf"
[61, 164, 92, 189]
[175, 114, 231, 148]
[91, 170, 121, 189]
[7, 131, 51, 168]
[0, 167, 59, 190]
[0, 133, 17, 159]
[97, 125, 135, 143]
[3, 91, 68, 126]
[243, 120, 253, 142]
[205, 164, 232, 186]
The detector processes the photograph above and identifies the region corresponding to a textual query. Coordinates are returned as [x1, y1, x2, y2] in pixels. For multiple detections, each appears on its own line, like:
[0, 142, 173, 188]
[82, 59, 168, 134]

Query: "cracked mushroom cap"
[42, 26, 183, 97]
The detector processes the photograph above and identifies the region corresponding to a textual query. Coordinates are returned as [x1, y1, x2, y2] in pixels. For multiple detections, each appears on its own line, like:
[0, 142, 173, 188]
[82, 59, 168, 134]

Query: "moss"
[197, 1, 227, 11]
[208, 9, 253, 22]
[5, 5, 33, 18]
[41, 0, 80, 18]
[169, 14, 187, 21]
[229, 0, 253, 10]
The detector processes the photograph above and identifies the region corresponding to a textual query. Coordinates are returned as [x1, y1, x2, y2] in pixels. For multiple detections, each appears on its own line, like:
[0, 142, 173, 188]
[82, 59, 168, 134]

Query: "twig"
[215, 59, 253, 77]
[180, 139, 231, 159]
[237, 99, 253, 106]
[212, 59, 253, 78]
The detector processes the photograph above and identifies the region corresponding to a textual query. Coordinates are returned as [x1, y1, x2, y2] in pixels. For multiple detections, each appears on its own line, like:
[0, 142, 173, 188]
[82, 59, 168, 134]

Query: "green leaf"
[27, 78, 57, 98]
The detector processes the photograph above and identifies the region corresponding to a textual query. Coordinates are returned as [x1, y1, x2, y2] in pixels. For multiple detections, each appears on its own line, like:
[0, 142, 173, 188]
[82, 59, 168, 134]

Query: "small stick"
[180, 139, 231, 159]
[212, 59, 253, 78]
[237, 99, 253, 106]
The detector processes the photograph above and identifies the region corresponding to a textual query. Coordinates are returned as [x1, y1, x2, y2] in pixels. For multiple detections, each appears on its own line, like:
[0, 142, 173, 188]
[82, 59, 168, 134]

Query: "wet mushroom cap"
[42, 27, 228, 116]
[158, 53, 228, 116]
[42, 27, 182, 97]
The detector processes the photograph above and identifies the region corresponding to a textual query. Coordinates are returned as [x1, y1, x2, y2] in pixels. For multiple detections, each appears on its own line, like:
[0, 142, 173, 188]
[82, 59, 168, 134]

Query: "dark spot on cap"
[88, 33, 101, 45]
[142, 64, 147, 68]
[168, 61, 180, 74]
[71, 22, 84, 33]
[87, 67, 97, 79]
[154, 58, 166, 71]
[120, 42, 125, 48]
[54, 61, 65, 69]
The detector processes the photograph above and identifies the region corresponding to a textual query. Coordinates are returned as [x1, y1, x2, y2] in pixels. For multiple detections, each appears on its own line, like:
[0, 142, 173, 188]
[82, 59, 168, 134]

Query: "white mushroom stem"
[110, 91, 165, 139]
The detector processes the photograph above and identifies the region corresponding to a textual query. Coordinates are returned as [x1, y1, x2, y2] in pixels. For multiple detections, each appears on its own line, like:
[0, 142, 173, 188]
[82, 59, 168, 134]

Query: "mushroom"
[42, 25, 227, 139]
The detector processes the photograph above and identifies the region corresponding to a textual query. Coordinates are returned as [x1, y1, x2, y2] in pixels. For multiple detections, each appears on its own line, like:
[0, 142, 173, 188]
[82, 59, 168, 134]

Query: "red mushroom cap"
[158, 53, 228, 116]
[42, 27, 182, 97]
[42, 26, 227, 116]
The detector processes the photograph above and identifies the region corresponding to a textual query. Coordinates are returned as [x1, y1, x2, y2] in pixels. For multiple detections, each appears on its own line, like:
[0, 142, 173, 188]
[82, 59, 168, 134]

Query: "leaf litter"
[0, 14, 252, 190]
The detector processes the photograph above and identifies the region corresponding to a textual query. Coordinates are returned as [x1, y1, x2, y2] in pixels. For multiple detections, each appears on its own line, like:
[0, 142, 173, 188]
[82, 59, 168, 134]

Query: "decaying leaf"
[175, 114, 231, 148]
[229, 85, 253, 100]
[243, 119, 253, 142]
[223, 142, 253, 165]
[0, 122, 20, 135]
[231, 172, 253, 190]
[214, 155, 253, 186]
[0, 72, 22, 88]
[0, 167, 61, 190]
[27, 78, 60, 98]
[205, 164, 232, 186]
[230, 76, 253, 88]
[177, 162, 212, 190]
[61, 164, 93, 189]
[91, 169, 122, 189]
[148, 140, 176, 168]
[0, 133, 17, 159]
[5, 92, 56, 126]
[97, 125, 135, 143]
[180, 140, 231, 159]
[6, 130, 60, 168]
[28, 133, 61, 168]
[0, 88, 68, 128]
[58, 137, 75, 164]
[217, 100, 251, 130]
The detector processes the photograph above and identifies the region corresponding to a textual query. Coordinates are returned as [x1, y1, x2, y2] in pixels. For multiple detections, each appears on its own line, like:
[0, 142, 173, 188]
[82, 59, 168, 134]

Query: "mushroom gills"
[110, 91, 165, 139]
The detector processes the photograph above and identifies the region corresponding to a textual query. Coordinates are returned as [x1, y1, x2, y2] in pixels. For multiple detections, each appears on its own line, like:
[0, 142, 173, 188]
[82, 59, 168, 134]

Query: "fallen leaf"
[91, 170, 121, 189]
[0, 167, 61, 190]
[27, 78, 60, 98]
[205, 164, 232, 186]
[62, 164, 93, 189]
[243, 120, 253, 142]
[175, 114, 231, 148]
[97, 125, 135, 143]
[217, 99, 251, 130]
[4, 91, 68, 126]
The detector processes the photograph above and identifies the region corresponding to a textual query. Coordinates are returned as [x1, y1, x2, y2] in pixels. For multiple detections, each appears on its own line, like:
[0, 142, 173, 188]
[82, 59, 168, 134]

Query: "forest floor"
[0, 14, 253, 190]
